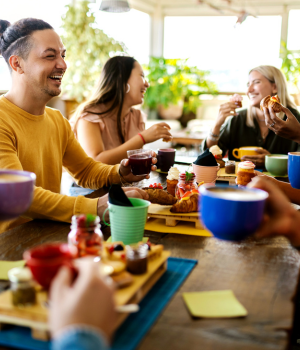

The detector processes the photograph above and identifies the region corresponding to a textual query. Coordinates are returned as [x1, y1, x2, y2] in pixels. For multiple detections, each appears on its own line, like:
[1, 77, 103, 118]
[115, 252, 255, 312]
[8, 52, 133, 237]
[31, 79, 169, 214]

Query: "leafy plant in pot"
[143, 57, 217, 120]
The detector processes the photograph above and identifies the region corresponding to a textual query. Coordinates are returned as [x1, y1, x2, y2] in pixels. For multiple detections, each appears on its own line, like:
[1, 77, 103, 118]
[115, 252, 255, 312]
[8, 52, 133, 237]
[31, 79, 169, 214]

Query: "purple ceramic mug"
[157, 148, 176, 172]
[0, 170, 36, 221]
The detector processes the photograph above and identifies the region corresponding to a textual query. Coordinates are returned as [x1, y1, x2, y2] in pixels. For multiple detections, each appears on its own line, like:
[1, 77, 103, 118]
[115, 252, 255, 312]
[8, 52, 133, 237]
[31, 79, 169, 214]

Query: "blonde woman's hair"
[71, 56, 136, 143]
[246, 65, 297, 127]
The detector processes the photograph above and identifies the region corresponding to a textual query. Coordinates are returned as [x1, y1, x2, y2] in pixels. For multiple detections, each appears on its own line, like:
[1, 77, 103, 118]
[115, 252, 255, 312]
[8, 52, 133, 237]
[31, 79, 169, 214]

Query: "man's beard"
[42, 86, 61, 97]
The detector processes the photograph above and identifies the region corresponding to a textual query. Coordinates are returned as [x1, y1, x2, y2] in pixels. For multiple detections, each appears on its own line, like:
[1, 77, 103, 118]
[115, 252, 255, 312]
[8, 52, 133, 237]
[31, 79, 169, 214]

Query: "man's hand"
[49, 259, 116, 342]
[97, 188, 149, 222]
[119, 151, 157, 182]
[263, 106, 300, 143]
[241, 148, 270, 167]
[247, 177, 300, 245]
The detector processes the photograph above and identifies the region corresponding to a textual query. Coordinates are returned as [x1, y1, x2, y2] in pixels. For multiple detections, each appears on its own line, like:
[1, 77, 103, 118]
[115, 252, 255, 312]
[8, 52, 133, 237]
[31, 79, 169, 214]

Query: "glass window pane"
[164, 16, 282, 92]
[287, 10, 300, 50]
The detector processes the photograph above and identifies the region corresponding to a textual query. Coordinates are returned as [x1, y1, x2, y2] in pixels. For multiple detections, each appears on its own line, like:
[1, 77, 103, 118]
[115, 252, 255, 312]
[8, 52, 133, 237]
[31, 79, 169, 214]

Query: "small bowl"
[265, 154, 288, 176]
[24, 243, 77, 290]
[0, 170, 36, 221]
[199, 186, 268, 241]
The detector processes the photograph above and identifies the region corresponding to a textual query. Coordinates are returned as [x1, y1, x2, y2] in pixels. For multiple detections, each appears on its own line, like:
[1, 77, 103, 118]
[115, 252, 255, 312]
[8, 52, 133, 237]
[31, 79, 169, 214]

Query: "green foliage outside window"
[60, 0, 125, 102]
[281, 41, 300, 93]
[143, 57, 218, 113]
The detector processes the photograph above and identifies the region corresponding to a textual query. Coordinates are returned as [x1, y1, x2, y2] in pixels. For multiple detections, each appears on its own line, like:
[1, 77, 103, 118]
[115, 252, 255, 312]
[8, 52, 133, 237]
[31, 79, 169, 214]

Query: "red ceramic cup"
[23, 243, 77, 290]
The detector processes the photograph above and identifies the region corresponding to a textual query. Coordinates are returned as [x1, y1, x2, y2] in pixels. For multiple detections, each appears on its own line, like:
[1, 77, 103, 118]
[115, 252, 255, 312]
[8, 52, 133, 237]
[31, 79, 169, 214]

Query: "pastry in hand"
[144, 188, 177, 205]
[170, 191, 199, 213]
[167, 167, 179, 196]
[236, 161, 256, 186]
[260, 95, 282, 113]
[229, 94, 243, 108]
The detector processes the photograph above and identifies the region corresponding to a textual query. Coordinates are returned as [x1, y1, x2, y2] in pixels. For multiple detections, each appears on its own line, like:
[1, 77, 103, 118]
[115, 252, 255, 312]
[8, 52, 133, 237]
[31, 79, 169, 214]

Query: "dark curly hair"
[0, 18, 53, 70]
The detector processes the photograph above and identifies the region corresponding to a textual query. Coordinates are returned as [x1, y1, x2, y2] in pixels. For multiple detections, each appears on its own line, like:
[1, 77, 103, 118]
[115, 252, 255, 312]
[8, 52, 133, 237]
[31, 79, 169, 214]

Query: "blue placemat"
[0, 257, 197, 350]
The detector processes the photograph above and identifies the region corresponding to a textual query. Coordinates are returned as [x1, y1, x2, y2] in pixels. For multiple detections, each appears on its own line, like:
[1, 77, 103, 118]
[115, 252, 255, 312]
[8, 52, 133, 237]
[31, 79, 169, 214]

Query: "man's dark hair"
[0, 18, 53, 70]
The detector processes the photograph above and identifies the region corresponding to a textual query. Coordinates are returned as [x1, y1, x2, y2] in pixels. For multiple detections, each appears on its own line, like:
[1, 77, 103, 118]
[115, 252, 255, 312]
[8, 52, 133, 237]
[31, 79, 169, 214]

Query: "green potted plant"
[281, 41, 300, 105]
[143, 57, 217, 120]
[60, 0, 125, 104]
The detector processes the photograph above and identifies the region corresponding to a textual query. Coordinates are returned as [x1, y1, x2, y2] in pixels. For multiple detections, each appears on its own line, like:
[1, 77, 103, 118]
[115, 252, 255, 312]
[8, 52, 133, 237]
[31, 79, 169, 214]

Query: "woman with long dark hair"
[71, 56, 172, 165]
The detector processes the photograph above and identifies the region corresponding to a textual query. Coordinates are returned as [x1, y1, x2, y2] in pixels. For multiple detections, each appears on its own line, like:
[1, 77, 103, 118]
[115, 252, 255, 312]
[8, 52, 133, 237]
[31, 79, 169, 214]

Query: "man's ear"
[9, 55, 24, 74]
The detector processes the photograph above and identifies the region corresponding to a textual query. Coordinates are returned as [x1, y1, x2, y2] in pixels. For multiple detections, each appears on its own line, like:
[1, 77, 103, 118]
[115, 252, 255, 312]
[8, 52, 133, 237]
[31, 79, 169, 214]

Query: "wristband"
[138, 133, 146, 145]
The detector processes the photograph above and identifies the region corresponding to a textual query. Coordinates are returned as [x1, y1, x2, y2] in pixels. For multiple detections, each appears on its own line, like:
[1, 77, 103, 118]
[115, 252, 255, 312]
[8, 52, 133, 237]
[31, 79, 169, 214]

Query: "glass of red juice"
[127, 149, 152, 176]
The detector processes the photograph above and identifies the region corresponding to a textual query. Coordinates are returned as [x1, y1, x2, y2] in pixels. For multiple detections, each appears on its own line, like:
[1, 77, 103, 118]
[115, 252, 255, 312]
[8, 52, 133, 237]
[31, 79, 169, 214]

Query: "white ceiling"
[129, 0, 300, 16]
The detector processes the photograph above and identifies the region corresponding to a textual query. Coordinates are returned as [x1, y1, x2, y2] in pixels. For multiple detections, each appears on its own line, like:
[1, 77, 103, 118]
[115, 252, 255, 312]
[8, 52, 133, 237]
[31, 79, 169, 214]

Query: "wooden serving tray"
[148, 204, 202, 229]
[0, 251, 170, 340]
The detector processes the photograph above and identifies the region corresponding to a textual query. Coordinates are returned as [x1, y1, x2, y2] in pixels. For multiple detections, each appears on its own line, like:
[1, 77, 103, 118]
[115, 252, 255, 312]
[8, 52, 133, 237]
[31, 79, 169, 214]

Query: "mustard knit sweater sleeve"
[0, 96, 120, 232]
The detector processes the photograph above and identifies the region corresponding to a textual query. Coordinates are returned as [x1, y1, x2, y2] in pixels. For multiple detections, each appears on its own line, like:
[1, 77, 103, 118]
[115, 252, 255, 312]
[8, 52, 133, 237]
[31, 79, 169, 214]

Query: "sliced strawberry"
[182, 191, 192, 199]
[192, 189, 199, 194]
[149, 184, 153, 188]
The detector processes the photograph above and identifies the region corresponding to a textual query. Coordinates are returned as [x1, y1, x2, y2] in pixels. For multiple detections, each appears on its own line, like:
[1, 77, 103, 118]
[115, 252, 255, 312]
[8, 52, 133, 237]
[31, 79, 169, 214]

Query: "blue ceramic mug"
[199, 186, 268, 241]
[288, 152, 300, 189]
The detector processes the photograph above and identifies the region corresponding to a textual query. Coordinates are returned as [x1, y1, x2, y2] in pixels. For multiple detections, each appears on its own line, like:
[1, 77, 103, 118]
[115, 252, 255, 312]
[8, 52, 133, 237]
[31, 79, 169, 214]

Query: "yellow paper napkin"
[145, 218, 211, 237]
[0, 260, 26, 280]
[182, 290, 248, 318]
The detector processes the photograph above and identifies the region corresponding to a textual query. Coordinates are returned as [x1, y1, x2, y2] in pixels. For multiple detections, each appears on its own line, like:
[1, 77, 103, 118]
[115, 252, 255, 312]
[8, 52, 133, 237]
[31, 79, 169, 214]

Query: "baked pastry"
[229, 94, 243, 108]
[166, 167, 179, 196]
[209, 145, 225, 168]
[144, 188, 177, 205]
[260, 95, 282, 113]
[170, 191, 199, 213]
[236, 161, 256, 186]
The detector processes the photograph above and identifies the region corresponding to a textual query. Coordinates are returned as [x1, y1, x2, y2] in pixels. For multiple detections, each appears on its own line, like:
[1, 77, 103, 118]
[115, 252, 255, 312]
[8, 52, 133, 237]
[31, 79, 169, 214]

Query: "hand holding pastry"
[241, 148, 270, 167]
[262, 105, 300, 143]
[260, 95, 282, 113]
[229, 94, 243, 108]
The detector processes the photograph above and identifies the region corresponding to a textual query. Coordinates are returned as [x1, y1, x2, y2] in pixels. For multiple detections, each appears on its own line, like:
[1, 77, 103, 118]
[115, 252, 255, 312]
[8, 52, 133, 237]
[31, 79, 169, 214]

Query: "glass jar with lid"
[175, 171, 197, 199]
[68, 214, 103, 257]
[126, 244, 148, 275]
[8, 267, 36, 306]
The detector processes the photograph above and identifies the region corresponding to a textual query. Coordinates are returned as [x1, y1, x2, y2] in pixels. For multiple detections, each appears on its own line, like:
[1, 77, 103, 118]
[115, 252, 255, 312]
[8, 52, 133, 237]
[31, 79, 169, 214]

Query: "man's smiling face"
[21, 29, 67, 98]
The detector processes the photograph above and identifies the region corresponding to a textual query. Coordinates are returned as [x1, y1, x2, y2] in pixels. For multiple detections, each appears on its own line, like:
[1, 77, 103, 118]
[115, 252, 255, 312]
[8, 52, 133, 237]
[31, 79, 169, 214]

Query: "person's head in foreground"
[73, 56, 149, 144]
[0, 18, 67, 106]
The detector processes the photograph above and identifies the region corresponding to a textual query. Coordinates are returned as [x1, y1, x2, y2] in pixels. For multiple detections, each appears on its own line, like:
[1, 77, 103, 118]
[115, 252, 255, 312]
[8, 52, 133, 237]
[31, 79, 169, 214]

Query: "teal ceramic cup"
[265, 154, 288, 176]
[103, 198, 150, 245]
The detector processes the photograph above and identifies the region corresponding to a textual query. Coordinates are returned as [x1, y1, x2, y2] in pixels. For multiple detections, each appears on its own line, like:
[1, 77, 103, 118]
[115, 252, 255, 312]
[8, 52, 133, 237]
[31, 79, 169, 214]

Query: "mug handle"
[102, 207, 110, 226]
[232, 148, 240, 159]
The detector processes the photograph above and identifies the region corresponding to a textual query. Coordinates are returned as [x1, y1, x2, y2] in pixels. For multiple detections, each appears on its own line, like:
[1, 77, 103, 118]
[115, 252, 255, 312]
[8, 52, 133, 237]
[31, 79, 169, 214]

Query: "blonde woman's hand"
[141, 123, 172, 143]
[241, 148, 270, 167]
[215, 102, 239, 128]
[263, 106, 300, 143]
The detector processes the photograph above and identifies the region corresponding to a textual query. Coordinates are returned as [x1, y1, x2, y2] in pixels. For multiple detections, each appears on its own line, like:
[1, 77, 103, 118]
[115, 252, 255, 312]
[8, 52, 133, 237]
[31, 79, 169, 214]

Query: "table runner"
[0, 257, 197, 350]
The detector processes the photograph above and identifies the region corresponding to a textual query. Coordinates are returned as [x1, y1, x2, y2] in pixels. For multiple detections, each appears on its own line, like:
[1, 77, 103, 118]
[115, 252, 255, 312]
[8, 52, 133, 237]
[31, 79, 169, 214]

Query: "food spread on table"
[144, 187, 177, 205]
[166, 166, 180, 196]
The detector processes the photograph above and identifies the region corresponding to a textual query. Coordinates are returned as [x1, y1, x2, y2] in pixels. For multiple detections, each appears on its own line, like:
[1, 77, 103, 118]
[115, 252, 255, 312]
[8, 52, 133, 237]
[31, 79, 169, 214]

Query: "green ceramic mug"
[265, 154, 288, 176]
[103, 198, 150, 245]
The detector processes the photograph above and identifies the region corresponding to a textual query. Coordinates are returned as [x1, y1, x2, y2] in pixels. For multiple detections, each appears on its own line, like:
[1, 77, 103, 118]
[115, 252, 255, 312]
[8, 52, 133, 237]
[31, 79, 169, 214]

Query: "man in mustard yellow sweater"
[0, 18, 154, 233]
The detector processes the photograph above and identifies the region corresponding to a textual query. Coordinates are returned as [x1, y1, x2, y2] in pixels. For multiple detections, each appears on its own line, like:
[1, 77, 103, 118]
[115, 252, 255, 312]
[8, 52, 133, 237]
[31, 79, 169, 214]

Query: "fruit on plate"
[149, 182, 163, 189]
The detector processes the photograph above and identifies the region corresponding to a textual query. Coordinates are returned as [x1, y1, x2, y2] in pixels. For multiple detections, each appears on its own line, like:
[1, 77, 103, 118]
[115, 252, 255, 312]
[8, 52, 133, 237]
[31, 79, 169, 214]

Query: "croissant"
[260, 95, 282, 113]
[144, 188, 177, 205]
[170, 193, 199, 213]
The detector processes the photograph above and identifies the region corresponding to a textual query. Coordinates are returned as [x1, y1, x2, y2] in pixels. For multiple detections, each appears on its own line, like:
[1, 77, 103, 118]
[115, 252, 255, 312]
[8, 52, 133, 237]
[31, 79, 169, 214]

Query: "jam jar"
[126, 244, 148, 275]
[225, 161, 236, 174]
[175, 172, 197, 199]
[68, 214, 103, 257]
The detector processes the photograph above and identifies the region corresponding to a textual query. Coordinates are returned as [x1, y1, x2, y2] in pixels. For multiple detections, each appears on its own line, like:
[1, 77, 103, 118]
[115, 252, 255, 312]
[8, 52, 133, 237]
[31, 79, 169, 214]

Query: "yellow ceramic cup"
[232, 147, 263, 159]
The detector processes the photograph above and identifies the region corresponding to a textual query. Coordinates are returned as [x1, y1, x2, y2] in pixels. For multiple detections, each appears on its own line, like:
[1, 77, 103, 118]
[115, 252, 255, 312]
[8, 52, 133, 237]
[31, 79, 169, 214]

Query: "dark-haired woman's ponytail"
[0, 20, 11, 55]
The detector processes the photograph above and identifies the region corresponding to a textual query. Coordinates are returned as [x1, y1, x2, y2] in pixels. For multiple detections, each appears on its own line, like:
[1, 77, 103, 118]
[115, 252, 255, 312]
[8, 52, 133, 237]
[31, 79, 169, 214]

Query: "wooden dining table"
[0, 172, 299, 350]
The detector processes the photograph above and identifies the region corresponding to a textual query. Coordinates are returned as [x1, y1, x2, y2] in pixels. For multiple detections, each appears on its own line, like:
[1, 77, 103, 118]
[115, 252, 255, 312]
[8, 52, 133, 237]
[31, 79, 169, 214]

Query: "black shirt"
[203, 107, 300, 161]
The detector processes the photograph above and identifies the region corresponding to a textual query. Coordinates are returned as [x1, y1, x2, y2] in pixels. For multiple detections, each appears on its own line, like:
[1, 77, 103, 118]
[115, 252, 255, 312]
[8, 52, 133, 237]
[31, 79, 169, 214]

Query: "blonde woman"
[204, 65, 300, 166]
[70, 56, 172, 165]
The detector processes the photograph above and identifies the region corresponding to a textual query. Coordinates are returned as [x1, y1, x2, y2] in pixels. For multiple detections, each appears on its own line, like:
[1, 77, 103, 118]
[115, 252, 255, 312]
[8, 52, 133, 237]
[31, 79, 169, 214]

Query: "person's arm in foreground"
[77, 119, 172, 165]
[50, 259, 116, 350]
[248, 177, 300, 246]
